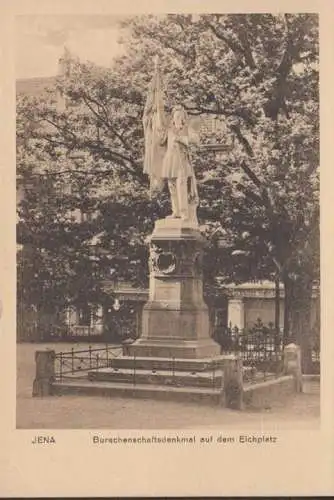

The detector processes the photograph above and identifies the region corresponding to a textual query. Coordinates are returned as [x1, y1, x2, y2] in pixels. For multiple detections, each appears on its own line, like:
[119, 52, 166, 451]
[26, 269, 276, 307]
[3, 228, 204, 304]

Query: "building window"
[77, 306, 91, 326]
[80, 210, 92, 223]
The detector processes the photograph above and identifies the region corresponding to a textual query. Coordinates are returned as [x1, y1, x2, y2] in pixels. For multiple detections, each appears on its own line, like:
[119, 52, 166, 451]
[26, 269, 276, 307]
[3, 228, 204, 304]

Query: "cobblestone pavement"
[16, 343, 320, 430]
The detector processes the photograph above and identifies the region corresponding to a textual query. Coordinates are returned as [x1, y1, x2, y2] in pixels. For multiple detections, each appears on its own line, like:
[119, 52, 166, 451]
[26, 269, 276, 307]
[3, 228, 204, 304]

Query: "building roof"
[16, 76, 57, 97]
[225, 281, 283, 290]
[225, 280, 319, 299]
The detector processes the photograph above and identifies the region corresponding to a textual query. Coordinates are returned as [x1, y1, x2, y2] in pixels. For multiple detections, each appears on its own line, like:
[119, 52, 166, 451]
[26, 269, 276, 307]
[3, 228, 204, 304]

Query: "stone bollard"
[221, 355, 244, 410]
[283, 343, 303, 392]
[32, 349, 56, 397]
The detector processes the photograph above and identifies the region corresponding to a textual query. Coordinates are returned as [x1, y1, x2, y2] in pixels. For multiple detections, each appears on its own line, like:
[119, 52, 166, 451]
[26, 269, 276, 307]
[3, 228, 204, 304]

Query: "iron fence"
[218, 325, 282, 366]
[216, 323, 283, 382]
[54, 344, 123, 381]
[54, 345, 223, 389]
[53, 322, 320, 387]
[215, 321, 320, 377]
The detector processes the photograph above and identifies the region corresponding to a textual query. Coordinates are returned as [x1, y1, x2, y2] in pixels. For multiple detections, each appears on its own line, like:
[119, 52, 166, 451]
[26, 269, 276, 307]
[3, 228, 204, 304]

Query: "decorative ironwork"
[54, 344, 124, 381]
[53, 344, 224, 389]
[215, 319, 320, 379]
[52, 320, 319, 389]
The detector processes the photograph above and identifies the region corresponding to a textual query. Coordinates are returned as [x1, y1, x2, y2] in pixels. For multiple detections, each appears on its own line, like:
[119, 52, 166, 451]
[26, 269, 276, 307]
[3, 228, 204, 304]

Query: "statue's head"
[171, 104, 187, 129]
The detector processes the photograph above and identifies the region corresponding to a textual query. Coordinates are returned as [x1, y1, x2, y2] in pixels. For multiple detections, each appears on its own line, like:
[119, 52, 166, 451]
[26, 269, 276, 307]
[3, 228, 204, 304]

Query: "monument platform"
[88, 355, 225, 388]
[51, 217, 226, 406]
[51, 353, 242, 406]
[124, 339, 220, 359]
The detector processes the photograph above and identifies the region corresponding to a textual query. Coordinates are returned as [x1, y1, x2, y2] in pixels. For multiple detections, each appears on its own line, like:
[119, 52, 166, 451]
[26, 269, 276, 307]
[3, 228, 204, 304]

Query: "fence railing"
[52, 322, 319, 385]
[54, 345, 223, 389]
[215, 322, 320, 376]
[217, 325, 282, 369]
[54, 344, 123, 381]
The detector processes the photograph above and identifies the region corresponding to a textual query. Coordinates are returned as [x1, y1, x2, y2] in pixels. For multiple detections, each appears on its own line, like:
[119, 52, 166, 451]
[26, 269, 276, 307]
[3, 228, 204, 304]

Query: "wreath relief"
[150, 245, 177, 275]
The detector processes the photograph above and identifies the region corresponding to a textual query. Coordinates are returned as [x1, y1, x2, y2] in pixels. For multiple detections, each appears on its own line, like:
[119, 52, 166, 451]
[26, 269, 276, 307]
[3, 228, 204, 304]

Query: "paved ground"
[17, 342, 320, 430]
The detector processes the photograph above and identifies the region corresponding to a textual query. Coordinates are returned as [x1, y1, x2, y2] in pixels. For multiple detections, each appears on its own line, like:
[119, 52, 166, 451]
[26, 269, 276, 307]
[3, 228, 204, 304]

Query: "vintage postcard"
[1, 0, 334, 497]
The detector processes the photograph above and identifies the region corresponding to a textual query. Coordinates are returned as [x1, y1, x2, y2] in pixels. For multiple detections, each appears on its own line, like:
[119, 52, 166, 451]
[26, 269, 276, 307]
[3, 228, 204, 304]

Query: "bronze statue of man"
[143, 57, 199, 224]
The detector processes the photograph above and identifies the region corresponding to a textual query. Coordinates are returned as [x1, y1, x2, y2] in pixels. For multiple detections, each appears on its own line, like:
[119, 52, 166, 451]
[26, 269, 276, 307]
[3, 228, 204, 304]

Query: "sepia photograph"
[15, 12, 321, 431]
[3, 1, 334, 496]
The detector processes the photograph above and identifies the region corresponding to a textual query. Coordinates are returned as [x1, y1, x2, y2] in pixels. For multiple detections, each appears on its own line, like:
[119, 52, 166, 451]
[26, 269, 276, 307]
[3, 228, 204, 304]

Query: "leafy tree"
[17, 14, 319, 371]
[117, 13, 319, 371]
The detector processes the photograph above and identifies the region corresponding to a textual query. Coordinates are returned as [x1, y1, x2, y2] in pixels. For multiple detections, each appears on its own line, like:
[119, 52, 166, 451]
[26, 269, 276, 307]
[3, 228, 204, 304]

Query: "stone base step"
[124, 340, 221, 359]
[88, 367, 223, 388]
[105, 355, 227, 372]
[52, 379, 222, 405]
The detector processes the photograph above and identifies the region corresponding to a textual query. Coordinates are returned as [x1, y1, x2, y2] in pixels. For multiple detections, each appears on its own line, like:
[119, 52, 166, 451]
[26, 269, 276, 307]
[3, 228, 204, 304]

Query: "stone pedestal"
[125, 218, 220, 359]
[221, 355, 244, 409]
[32, 349, 55, 397]
[284, 343, 303, 392]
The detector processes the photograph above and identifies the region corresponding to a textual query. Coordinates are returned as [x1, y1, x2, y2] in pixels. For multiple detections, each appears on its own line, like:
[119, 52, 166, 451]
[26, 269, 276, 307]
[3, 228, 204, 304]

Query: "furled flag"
[142, 56, 167, 196]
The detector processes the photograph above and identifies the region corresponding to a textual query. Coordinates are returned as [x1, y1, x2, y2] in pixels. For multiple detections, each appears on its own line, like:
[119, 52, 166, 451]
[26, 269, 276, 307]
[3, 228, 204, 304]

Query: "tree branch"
[190, 103, 255, 126]
[265, 14, 305, 119]
[81, 94, 133, 152]
[18, 168, 114, 179]
[206, 21, 244, 57]
[206, 17, 259, 73]
[238, 25, 256, 70]
[230, 124, 255, 159]
[26, 110, 141, 177]
[228, 125, 286, 222]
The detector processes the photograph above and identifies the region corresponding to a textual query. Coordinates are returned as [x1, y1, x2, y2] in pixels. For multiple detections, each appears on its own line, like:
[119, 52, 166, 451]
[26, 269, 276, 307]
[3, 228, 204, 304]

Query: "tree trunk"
[292, 274, 314, 374]
[283, 272, 293, 345]
[274, 276, 281, 351]
[283, 271, 314, 374]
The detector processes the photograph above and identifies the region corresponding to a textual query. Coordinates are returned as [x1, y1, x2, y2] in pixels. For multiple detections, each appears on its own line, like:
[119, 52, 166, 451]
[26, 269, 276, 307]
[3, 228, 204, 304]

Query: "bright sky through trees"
[16, 15, 125, 78]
